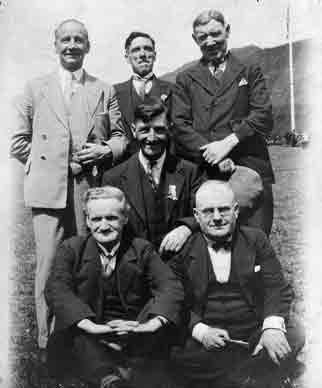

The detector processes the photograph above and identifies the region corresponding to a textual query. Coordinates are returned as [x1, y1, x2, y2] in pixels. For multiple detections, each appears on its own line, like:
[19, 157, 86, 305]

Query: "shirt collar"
[138, 149, 166, 173]
[59, 66, 84, 86]
[97, 241, 121, 258]
[132, 72, 155, 82]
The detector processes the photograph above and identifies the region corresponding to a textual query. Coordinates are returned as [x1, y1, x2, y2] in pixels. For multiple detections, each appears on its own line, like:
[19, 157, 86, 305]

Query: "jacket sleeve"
[140, 244, 184, 326]
[231, 65, 273, 141]
[45, 242, 96, 332]
[105, 85, 129, 164]
[255, 230, 293, 320]
[172, 73, 208, 162]
[10, 83, 33, 164]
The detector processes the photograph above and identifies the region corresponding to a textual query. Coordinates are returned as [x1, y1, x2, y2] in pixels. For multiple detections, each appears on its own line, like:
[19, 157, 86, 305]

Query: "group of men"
[11, 9, 304, 388]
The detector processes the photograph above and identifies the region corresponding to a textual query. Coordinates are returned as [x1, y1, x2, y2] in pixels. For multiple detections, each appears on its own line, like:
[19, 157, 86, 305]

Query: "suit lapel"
[116, 238, 138, 304]
[214, 53, 246, 99]
[115, 80, 134, 128]
[83, 71, 104, 135]
[120, 155, 147, 225]
[188, 61, 216, 96]
[231, 228, 256, 304]
[187, 234, 210, 300]
[41, 72, 69, 129]
[162, 155, 185, 222]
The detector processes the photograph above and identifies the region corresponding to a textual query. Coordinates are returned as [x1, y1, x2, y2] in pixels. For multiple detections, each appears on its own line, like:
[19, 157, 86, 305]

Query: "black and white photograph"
[3, 0, 322, 387]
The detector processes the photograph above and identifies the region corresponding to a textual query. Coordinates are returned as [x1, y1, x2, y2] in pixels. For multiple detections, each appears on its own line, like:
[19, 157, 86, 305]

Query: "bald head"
[195, 180, 236, 209]
[194, 180, 239, 241]
[54, 19, 88, 42]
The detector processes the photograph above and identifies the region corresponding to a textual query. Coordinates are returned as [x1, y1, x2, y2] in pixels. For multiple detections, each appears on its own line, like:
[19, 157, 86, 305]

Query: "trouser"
[238, 182, 274, 236]
[32, 174, 90, 348]
[170, 320, 305, 388]
[48, 330, 172, 388]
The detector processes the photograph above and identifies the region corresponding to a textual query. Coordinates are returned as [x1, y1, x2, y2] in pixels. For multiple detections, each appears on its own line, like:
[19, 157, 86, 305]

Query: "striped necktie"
[146, 160, 158, 191]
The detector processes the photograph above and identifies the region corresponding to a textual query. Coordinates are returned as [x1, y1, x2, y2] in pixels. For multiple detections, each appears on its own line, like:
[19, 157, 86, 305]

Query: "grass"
[9, 146, 307, 388]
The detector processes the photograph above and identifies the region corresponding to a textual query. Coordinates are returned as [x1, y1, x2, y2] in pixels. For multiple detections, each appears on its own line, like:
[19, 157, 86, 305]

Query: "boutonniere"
[160, 93, 169, 102]
[167, 185, 177, 200]
[238, 77, 248, 86]
[254, 265, 261, 273]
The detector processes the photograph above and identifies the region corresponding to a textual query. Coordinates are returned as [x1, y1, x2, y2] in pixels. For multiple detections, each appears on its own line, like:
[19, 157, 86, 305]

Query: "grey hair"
[54, 18, 89, 42]
[193, 10, 226, 31]
[83, 186, 130, 216]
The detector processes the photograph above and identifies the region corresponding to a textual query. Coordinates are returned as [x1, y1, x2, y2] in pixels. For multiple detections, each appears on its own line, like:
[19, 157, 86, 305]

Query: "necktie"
[64, 73, 77, 108]
[133, 74, 154, 98]
[147, 160, 158, 191]
[101, 253, 115, 278]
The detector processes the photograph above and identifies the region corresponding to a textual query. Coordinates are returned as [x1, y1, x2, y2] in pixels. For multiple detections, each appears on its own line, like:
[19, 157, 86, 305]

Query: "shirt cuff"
[192, 322, 210, 342]
[226, 133, 239, 146]
[155, 315, 168, 325]
[262, 316, 286, 333]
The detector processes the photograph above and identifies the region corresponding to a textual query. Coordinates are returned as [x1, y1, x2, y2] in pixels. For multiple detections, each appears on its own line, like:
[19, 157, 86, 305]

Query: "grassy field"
[9, 146, 307, 388]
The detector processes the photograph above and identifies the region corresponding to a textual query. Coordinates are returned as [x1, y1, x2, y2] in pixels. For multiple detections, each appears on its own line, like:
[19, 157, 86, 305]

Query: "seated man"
[45, 186, 184, 388]
[102, 97, 204, 256]
[170, 181, 305, 388]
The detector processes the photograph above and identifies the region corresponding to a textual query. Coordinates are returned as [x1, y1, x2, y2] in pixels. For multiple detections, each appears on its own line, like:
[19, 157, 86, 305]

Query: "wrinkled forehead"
[55, 20, 88, 40]
[196, 184, 235, 209]
[194, 19, 226, 36]
[128, 36, 154, 51]
[86, 197, 125, 216]
[135, 112, 168, 128]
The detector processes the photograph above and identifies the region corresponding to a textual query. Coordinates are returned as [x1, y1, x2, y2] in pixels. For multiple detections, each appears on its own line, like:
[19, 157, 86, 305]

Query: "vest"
[203, 259, 260, 340]
[102, 271, 129, 322]
[138, 163, 168, 247]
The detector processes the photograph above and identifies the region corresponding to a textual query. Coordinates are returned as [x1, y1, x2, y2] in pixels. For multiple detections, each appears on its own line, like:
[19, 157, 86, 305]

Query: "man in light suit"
[10, 19, 127, 351]
[102, 97, 203, 256]
[114, 32, 173, 156]
[170, 181, 304, 388]
[172, 10, 275, 235]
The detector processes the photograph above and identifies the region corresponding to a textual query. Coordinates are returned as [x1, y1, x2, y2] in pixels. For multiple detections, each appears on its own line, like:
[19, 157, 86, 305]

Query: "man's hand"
[107, 319, 139, 335]
[132, 317, 164, 334]
[252, 329, 291, 365]
[200, 134, 239, 165]
[77, 318, 116, 334]
[201, 327, 230, 350]
[159, 225, 192, 254]
[75, 142, 112, 165]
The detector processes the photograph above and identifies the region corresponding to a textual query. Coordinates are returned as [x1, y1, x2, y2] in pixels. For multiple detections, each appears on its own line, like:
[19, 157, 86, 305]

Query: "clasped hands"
[77, 317, 163, 336]
[198, 326, 291, 365]
[200, 134, 239, 166]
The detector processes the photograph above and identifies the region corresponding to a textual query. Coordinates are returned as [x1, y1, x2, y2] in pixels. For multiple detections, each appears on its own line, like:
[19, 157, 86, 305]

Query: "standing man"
[102, 97, 203, 255]
[114, 31, 172, 156]
[172, 10, 275, 235]
[10, 19, 127, 352]
[45, 186, 183, 388]
[170, 181, 304, 388]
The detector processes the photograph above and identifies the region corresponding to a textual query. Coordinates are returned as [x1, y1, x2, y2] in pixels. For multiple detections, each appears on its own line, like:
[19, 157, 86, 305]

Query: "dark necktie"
[146, 160, 158, 191]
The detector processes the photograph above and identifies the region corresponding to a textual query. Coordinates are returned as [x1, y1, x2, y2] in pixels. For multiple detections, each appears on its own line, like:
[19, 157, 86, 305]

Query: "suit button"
[40, 155, 46, 160]
[41, 134, 47, 140]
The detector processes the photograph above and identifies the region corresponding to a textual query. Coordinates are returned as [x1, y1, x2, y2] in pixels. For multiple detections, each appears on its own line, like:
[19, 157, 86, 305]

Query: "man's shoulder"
[84, 71, 113, 91]
[113, 79, 131, 92]
[235, 225, 270, 248]
[167, 154, 200, 175]
[102, 154, 136, 183]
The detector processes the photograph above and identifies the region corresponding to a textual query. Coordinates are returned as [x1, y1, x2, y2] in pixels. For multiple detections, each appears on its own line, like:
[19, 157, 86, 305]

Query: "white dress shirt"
[132, 72, 154, 96]
[97, 242, 120, 277]
[58, 66, 84, 96]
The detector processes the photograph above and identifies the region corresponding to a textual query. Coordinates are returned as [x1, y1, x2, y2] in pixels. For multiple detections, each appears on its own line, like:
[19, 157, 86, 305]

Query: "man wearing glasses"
[170, 180, 304, 388]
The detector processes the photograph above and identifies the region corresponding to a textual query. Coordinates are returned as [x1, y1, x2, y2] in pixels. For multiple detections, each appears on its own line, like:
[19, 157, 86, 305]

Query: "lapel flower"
[167, 185, 177, 200]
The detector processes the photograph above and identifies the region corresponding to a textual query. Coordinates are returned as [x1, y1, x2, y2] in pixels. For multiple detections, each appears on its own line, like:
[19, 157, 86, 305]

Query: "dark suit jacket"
[172, 53, 275, 183]
[45, 235, 184, 334]
[171, 227, 293, 333]
[114, 77, 173, 156]
[102, 152, 203, 246]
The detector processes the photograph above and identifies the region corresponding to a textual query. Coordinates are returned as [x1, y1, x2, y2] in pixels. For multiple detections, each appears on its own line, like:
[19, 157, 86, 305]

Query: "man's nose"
[67, 38, 77, 49]
[138, 47, 147, 56]
[100, 218, 110, 229]
[213, 208, 222, 220]
[147, 128, 157, 140]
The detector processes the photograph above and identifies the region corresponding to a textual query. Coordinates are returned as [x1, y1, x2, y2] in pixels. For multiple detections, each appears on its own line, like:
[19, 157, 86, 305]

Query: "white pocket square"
[238, 78, 248, 86]
[254, 265, 261, 273]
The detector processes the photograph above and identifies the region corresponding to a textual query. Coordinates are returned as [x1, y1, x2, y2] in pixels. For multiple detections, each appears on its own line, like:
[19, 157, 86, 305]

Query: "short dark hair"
[125, 31, 155, 51]
[134, 97, 170, 124]
[193, 10, 226, 31]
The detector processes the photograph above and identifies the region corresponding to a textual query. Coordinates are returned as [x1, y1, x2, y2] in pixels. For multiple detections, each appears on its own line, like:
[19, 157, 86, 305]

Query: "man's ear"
[233, 202, 239, 219]
[193, 208, 200, 223]
[85, 40, 90, 54]
[85, 214, 91, 229]
[192, 33, 198, 45]
[125, 50, 130, 65]
[225, 24, 231, 37]
[131, 123, 137, 138]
